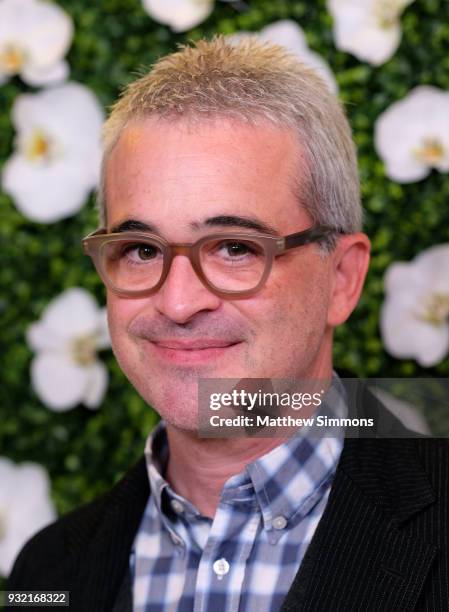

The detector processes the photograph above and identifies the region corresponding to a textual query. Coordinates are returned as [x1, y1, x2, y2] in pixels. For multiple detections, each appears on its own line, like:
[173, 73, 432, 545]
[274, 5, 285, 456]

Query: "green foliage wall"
[1, 0, 449, 579]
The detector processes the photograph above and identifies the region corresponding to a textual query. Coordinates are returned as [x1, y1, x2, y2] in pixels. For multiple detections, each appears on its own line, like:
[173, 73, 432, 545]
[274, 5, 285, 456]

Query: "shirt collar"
[143, 422, 167, 508]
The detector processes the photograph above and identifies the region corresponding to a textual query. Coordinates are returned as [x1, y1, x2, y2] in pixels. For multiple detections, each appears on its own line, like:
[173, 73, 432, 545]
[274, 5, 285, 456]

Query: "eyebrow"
[110, 215, 280, 236]
[110, 219, 158, 233]
[201, 215, 279, 235]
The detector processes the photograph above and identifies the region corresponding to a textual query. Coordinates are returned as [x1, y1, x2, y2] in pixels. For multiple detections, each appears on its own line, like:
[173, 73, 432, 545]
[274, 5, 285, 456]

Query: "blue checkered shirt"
[130, 375, 347, 612]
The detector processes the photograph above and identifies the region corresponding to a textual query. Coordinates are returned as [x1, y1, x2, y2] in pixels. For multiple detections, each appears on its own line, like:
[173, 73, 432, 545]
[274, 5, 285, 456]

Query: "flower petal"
[230, 21, 338, 93]
[0, 0, 72, 87]
[384, 261, 430, 295]
[354, 26, 400, 66]
[31, 351, 88, 411]
[83, 361, 108, 409]
[382, 158, 430, 183]
[21, 59, 69, 86]
[142, 0, 214, 32]
[259, 20, 338, 93]
[413, 326, 449, 367]
[26, 321, 63, 352]
[381, 244, 449, 367]
[375, 86, 449, 183]
[11, 83, 104, 166]
[3, 83, 103, 222]
[18, 0, 73, 67]
[328, 0, 412, 65]
[260, 19, 308, 52]
[413, 244, 449, 292]
[2, 154, 93, 222]
[38, 288, 101, 339]
[380, 298, 449, 366]
[338, 18, 400, 66]
[0, 457, 55, 577]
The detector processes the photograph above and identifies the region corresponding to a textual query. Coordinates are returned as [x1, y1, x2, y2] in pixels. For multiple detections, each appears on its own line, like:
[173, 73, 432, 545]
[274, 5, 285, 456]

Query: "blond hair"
[99, 36, 362, 248]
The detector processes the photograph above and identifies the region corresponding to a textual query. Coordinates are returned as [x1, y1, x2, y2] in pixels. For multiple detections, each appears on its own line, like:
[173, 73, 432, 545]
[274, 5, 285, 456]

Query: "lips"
[148, 338, 241, 365]
[154, 339, 237, 350]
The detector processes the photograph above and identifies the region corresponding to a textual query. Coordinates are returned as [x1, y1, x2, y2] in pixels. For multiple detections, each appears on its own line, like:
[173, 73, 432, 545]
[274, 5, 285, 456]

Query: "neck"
[165, 428, 289, 518]
[165, 357, 333, 518]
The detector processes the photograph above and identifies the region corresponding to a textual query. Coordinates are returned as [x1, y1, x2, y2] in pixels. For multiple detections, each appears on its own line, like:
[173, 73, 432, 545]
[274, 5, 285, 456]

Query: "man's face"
[105, 117, 335, 431]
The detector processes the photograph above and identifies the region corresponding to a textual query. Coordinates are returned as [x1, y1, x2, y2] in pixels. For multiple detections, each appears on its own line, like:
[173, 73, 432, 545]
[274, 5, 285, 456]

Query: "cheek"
[106, 295, 158, 386]
[242, 261, 330, 357]
[106, 294, 143, 349]
[255, 259, 322, 323]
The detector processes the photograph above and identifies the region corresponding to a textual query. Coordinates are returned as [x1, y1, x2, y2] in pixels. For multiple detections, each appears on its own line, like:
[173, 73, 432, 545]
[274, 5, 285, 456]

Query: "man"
[7, 37, 449, 611]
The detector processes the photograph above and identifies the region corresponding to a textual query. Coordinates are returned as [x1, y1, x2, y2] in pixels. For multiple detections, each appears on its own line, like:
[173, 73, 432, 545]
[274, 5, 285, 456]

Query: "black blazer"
[6, 382, 449, 611]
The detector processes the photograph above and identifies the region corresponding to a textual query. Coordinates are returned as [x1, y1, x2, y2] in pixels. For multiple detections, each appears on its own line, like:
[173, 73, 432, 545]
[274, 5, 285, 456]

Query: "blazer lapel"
[68, 457, 149, 612]
[281, 387, 438, 612]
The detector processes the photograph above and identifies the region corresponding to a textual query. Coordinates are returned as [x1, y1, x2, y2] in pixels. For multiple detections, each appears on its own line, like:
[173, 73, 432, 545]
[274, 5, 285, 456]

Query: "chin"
[157, 404, 200, 433]
[140, 383, 201, 433]
[162, 412, 199, 433]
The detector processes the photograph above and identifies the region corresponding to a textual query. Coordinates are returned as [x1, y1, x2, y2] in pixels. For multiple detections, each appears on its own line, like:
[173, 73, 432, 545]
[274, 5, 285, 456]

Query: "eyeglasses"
[82, 225, 338, 299]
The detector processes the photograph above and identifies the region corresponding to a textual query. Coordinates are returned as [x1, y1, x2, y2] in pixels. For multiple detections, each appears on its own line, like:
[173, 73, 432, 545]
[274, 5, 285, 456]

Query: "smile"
[149, 339, 241, 365]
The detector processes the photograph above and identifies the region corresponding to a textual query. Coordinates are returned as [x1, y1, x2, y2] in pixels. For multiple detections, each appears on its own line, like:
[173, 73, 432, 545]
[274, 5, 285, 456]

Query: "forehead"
[104, 116, 310, 233]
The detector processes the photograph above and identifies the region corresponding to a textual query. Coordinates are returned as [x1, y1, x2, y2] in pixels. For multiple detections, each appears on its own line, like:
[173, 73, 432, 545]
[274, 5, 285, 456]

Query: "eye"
[122, 242, 161, 262]
[221, 241, 256, 257]
[201, 238, 265, 270]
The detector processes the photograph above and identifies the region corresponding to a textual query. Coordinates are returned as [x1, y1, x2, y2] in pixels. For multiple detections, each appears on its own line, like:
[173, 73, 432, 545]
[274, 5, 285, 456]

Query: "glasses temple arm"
[283, 226, 339, 250]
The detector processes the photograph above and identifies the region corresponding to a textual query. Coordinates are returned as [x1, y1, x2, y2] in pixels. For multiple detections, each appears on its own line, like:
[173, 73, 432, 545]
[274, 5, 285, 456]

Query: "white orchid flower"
[230, 20, 338, 94]
[142, 0, 214, 32]
[374, 86, 449, 183]
[0, 0, 73, 87]
[327, 0, 415, 66]
[2, 82, 104, 223]
[0, 457, 56, 577]
[27, 288, 111, 411]
[380, 245, 449, 367]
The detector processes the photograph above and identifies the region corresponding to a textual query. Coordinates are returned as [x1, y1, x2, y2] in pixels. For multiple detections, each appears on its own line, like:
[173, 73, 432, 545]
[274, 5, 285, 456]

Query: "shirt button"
[273, 515, 287, 530]
[213, 558, 230, 579]
[170, 499, 184, 514]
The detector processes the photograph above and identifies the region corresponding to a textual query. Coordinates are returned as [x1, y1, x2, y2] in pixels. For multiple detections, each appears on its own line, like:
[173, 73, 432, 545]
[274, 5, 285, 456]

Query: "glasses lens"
[199, 238, 266, 292]
[101, 238, 164, 292]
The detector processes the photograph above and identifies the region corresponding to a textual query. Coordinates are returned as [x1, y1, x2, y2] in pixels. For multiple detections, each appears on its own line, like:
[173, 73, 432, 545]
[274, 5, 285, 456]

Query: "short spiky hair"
[99, 36, 362, 245]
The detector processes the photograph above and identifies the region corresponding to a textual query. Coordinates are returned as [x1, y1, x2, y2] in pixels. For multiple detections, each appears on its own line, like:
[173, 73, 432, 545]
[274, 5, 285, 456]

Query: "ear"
[327, 233, 371, 327]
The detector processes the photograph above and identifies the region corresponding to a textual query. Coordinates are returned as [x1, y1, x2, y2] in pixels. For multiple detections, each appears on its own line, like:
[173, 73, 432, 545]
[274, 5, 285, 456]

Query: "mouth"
[149, 339, 242, 365]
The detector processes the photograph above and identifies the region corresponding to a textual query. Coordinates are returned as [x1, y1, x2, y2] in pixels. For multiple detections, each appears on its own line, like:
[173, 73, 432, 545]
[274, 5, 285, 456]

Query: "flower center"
[417, 292, 449, 326]
[0, 43, 26, 75]
[25, 130, 54, 162]
[71, 335, 97, 366]
[374, 0, 406, 29]
[414, 138, 445, 166]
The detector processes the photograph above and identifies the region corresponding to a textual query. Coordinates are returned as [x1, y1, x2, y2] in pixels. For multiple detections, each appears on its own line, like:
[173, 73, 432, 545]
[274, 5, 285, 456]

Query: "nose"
[153, 254, 222, 324]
